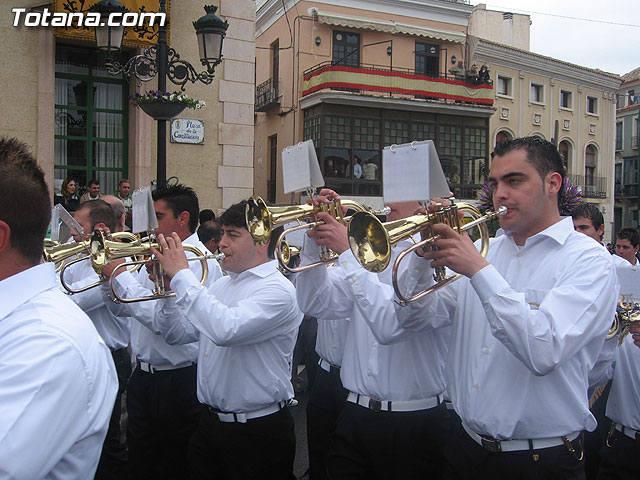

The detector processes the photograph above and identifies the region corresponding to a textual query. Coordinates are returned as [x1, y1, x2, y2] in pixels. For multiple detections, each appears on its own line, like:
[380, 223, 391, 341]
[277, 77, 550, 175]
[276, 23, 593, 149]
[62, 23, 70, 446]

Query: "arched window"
[585, 145, 597, 187]
[495, 130, 512, 146]
[558, 140, 572, 173]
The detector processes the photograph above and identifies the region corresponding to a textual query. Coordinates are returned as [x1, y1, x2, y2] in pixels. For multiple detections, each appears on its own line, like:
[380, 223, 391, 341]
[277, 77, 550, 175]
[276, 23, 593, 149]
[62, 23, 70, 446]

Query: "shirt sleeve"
[470, 250, 620, 376]
[0, 332, 98, 478]
[171, 269, 302, 347]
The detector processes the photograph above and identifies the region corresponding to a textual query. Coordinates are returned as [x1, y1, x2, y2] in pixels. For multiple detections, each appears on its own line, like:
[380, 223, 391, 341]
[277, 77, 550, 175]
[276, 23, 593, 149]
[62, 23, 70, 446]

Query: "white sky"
[470, 1, 639, 76]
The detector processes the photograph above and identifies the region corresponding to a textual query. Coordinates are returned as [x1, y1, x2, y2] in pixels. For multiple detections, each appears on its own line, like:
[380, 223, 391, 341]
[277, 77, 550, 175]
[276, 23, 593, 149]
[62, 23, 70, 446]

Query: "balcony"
[633, 136, 638, 149]
[255, 78, 280, 112]
[302, 62, 494, 107]
[568, 174, 607, 199]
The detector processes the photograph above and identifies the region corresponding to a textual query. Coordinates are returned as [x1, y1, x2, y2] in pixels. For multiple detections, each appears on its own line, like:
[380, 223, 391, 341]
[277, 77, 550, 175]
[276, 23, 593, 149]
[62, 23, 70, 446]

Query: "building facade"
[614, 67, 640, 233]
[0, 0, 255, 212]
[470, 36, 621, 241]
[255, 0, 494, 206]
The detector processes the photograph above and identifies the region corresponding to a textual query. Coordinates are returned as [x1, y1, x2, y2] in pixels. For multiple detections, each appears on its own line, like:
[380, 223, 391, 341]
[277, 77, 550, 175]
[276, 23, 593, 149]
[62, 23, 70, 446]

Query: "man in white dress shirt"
[614, 227, 639, 266]
[102, 184, 222, 480]
[62, 199, 131, 479]
[400, 137, 618, 479]
[145, 200, 302, 479]
[0, 137, 117, 479]
[295, 198, 449, 479]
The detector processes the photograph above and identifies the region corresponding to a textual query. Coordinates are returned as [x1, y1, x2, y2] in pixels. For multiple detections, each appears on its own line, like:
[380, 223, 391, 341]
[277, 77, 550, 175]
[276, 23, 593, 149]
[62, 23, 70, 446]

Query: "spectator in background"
[199, 209, 215, 225]
[54, 177, 80, 212]
[116, 179, 132, 229]
[198, 219, 222, 254]
[80, 179, 102, 203]
[477, 65, 491, 85]
[615, 227, 640, 266]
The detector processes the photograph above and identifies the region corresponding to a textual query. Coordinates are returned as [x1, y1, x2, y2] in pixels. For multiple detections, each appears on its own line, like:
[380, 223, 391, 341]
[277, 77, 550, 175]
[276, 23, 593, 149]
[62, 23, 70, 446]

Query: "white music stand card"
[382, 140, 450, 203]
[51, 203, 84, 241]
[616, 265, 640, 302]
[132, 187, 158, 234]
[282, 140, 324, 194]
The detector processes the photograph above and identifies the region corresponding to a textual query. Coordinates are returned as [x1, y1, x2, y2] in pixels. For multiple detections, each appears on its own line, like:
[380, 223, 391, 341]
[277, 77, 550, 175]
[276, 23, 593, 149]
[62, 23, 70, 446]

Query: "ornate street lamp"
[90, 0, 229, 187]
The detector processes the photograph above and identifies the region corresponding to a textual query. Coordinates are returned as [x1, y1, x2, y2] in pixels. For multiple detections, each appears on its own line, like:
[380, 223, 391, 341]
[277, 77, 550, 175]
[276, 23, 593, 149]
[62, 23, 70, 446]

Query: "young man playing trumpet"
[398, 137, 619, 479]
[139, 200, 303, 480]
[102, 184, 222, 480]
[295, 197, 450, 479]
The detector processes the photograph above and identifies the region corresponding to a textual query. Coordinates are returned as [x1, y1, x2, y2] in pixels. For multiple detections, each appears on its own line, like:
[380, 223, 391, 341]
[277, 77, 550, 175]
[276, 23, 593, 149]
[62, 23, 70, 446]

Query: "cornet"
[607, 300, 640, 344]
[347, 201, 506, 305]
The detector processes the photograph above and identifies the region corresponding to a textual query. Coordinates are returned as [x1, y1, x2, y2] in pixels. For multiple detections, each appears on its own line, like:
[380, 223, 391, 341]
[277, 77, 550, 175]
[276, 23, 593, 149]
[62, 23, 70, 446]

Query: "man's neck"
[0, 251, 36, 282]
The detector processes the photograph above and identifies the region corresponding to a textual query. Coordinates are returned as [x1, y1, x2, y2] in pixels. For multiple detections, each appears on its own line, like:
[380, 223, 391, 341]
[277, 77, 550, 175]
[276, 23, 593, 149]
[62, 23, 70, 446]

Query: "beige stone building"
[0, 0, 254, 212]
[255, 0, 494, 206]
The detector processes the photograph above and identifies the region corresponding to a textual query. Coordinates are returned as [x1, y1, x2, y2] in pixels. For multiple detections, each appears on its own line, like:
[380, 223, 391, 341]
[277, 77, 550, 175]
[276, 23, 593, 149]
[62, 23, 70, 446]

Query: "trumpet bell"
[347, 213, 392, 273]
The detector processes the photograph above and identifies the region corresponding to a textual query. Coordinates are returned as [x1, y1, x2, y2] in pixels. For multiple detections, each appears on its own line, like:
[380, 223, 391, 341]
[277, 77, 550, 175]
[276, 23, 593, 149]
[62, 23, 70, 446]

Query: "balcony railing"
[568, 174, 607, 199]
[255, 78, 280, 112]
[633, 136, 638, 149]
[302, 62, 494, 106]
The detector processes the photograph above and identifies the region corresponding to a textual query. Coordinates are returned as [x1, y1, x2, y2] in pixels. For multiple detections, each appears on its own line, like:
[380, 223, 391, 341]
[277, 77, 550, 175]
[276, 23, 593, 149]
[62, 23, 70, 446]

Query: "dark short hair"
[219, 200, 282, 259]
[76, 199, 117, 232]
[0, 137, 51, 264]
[152, 184, 199, 233]
[492, 136, 565, 207]
[198, 219, 222, 244]
[199, 208, 215, 225]
[570, 204, 603, 231]
[89, 179, 100, 187]
[617, 227, 640, 248]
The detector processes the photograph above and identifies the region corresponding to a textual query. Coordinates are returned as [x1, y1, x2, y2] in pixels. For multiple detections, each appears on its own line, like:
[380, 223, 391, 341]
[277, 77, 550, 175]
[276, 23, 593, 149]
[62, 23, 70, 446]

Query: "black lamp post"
[90, 0, 228, 187]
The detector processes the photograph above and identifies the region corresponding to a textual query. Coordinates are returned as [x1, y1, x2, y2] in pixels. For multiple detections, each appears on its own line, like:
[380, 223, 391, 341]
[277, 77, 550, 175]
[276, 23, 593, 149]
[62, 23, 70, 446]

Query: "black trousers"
[306, 366, 348, 480]
[585, 382, 612, 480]
[441, 423, 586, 480]
[95, 347, 132, 480]
[596, 427, 640, 480]
[126, 363, 202, 480]
[188, 406, 296, 480]
[327, 401, 449, 480]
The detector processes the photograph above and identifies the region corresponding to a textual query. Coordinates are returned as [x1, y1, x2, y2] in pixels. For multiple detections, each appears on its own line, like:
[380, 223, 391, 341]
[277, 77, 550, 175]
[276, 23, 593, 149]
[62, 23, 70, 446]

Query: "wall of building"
[0, 0, 254, 213]
[469, 4, 530, 51]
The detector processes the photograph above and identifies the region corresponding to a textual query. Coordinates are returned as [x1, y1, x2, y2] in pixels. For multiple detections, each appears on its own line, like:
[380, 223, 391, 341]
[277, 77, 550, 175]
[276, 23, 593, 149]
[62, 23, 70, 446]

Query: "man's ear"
[546, 172, 562, 198]
[179, 211, 190, 227]
[0, 221, 11, 255]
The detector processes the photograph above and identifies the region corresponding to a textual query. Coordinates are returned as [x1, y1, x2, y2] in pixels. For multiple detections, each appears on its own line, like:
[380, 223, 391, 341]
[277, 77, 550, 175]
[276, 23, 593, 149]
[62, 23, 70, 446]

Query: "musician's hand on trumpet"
[100, 257, 127, 280]
[307, 188, 349, 218]
[152, 233, 189, 280]
[307, 211, 349, 255]
[630, 322, 640, 348]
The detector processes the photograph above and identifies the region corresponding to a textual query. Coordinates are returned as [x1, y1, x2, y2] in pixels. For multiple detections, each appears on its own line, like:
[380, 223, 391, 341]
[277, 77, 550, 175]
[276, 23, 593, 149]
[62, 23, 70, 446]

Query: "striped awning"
[302, 65, 494, 105]
[311, 9, 466, 44]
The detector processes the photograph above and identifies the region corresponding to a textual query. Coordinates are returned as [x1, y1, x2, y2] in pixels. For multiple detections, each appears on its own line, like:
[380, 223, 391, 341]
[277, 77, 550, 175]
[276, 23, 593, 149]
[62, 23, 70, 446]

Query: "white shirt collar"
[504, 217, 574, 248]
[0, 263, 56, 320]
[227, 260, 279, 281]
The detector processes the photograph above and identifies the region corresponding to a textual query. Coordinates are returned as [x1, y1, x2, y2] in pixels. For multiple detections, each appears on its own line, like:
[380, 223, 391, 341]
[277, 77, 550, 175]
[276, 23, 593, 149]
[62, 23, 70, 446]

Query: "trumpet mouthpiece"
[496, 206, 508, 215]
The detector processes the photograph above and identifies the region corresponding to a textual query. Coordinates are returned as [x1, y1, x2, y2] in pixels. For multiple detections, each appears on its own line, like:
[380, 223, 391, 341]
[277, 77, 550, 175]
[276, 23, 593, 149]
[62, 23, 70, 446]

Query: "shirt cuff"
[338, 249, 363, 276]
[114, 270, 140, 290]
[469, 264, 510, 304]
[170, 268, 200, 299]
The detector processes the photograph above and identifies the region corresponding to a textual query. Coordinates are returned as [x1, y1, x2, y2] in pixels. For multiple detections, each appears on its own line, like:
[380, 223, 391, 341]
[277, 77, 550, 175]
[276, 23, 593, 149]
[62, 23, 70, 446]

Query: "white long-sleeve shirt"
[0, 263, 117, 479]
[295, 238, 448, 402]
[140, 260, 302, 413]
[605, 334, 640, 430]
[398, 217, 619, 439]
[60, 258, 130, 350]
[106, 232, 222, 366]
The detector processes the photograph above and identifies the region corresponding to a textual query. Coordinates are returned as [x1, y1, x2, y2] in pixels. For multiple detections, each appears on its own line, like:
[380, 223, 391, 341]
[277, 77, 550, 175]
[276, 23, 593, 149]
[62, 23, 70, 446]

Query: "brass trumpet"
[608, 301, 640, 344]
[347, 202, 506, 305]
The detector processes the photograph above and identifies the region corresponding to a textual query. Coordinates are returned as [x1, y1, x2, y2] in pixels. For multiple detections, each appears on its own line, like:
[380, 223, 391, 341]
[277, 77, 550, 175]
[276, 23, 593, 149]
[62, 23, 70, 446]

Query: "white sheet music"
[132, 188, 158, 234]
[616, 264, 640, 302]
[382, 140, 450, 203]
[281, 140, 324, 194]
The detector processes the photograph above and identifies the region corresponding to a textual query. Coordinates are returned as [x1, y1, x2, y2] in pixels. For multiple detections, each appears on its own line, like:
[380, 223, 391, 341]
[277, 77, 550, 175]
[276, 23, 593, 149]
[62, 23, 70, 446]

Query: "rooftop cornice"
[474, 38, 621, 92]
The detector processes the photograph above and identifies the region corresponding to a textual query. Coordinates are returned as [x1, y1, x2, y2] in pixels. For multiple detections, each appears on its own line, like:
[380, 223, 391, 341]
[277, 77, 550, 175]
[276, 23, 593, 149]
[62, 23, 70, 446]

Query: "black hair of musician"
[570, 203, 603, 231]
[152, 184, 199, 233]
[616, 226, 640, 247]
[76, 199, 117, 233]
[199, 208, 215, 225]
[219, 200, 283, 259]
[198, 219, 222, 244]
[0, 137, 51, 264]
[492, 136, 566, 209]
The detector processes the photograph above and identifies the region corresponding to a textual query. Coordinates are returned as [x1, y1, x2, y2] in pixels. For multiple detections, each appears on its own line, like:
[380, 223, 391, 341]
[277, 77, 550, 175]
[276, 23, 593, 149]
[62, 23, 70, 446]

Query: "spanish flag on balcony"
[302, 65, 494, 105]
[53, 0, 171, 48]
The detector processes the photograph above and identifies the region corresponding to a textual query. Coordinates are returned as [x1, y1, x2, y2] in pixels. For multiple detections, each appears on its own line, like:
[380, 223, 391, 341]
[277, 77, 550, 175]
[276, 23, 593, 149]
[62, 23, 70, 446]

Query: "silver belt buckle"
[368, 399, 382, 413]
[481, 436, 502, 453]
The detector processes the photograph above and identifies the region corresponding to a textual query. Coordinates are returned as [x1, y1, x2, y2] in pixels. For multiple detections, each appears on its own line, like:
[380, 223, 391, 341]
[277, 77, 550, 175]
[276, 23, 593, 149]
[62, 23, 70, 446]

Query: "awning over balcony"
[310, 9, 466, 44]
[302, 65, 494, 105]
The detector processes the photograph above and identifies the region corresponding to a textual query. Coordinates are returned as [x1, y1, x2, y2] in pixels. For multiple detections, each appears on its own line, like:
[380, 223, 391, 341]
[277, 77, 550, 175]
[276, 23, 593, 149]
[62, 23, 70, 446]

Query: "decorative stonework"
[533, 113, 542, 125]
[500, 107, 510, 120]
[589, 123, 596, 135]
[562, 119, 571, 130]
